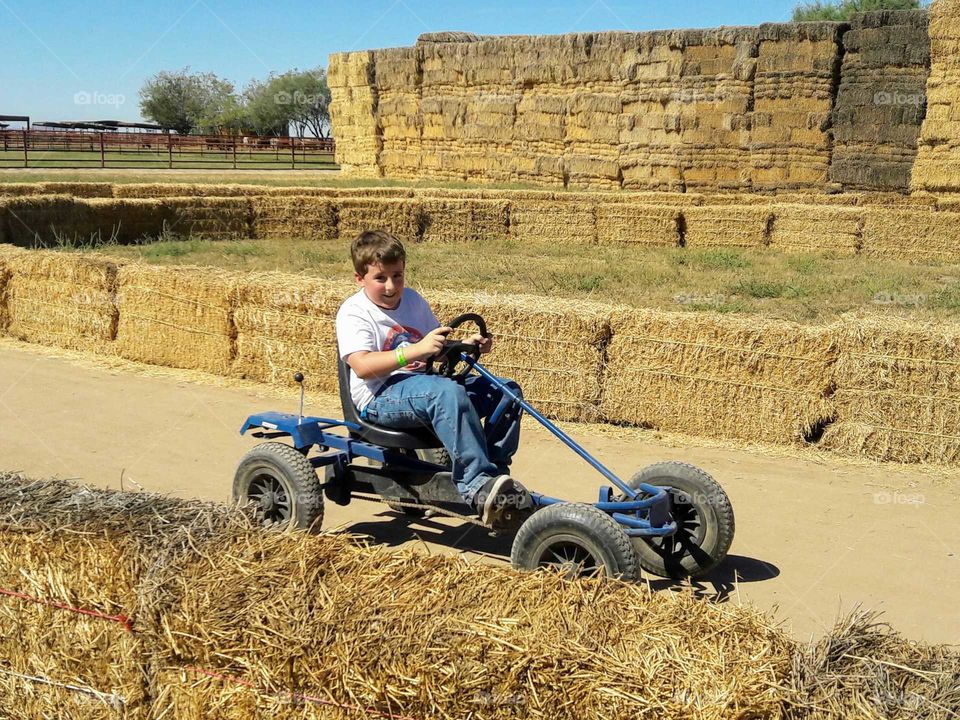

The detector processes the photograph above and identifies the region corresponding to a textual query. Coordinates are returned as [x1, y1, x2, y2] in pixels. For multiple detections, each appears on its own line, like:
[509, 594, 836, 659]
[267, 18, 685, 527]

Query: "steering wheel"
[425, 313, 489, 382]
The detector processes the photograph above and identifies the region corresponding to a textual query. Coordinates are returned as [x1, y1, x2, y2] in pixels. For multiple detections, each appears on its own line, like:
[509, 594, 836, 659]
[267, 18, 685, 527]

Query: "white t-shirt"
[335, 287, 440, 410]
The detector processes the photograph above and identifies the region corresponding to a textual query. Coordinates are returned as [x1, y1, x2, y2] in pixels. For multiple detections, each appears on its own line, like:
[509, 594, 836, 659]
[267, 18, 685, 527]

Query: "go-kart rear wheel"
[511, 503, 640, 581]
[386, 448, 451, 517]
[233, 442, 324, 531]
[623, 461, 734, 579]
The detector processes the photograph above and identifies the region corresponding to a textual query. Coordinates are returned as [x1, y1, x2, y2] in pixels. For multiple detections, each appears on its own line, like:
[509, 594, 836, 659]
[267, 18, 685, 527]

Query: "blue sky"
[2, 0, 800, 124]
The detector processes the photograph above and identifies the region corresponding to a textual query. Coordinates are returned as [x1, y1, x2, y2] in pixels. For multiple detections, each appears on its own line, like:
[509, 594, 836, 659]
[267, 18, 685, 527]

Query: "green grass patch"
[65, 234, 960, 323]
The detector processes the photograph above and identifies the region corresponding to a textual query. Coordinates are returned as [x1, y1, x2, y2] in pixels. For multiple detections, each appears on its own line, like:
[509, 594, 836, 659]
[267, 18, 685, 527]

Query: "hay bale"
[337, 198, 422, 244]
[860, 206, 960, 261]
[601, 309, 837, 444]
[419, 198, 509, 243]
[595, 203, 681, 247]
[426, 291, 611, 422]
[112, 184, 267, 199]
[4, 250, 119, 353]
[822, 315, 960, 465]
[0, 195, 96, 246]
[0, 244, 27, 333]
[165, 197, 252, 240]
[116, 264, 238, 374]
[789, 609, 960, 718]
[250, 196, 337, 240]
[39, 182, 115, 198]
[768, 204, 863, 255]
[509, 199, 596, 246]
[232, 273, 352, 394]
[0, 474, 252, 720]
[682, 205, 772, 248]
[154, 521, 793, 720]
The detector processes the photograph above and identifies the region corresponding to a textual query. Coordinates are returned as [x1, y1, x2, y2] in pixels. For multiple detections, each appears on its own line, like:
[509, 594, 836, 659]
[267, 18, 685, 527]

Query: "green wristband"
[395, 347, 408, 368]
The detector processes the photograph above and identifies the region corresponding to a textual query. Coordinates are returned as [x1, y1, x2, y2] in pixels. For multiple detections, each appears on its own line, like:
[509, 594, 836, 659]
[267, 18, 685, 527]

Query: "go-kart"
[234, 313, 735, 580]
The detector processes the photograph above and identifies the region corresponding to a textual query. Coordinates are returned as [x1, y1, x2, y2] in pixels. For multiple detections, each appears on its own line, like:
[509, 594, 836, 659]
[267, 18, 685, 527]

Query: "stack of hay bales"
[375, 47, 423, 179]
[116, 264, 238, 374]
[911, 0, 960, 193]
[419, 197, 510, 243]
[249, 196, 337, 240]
[750, 23, 844, 191]
[824, 315, 960, 464]
[336, 197, 422, 244]
[508, 195, 597, 245]
[164, 197, 252, 239]
[328, 50, 382, 177]
[231, 273, 352, 395]
[767, 203, 864, 255]
[565, 90, 622, 190]
[859, 205, 960, 260]
[462, 89, 520, 184]
[595, 202, 682, 246]
[513, 89, 566, 186]
[3, 250, 119, 353]
[601, 310, 837, 445]
[830, 10, 931, 192]
[682, 204, 773, 248]
[427, 291, 612, 421]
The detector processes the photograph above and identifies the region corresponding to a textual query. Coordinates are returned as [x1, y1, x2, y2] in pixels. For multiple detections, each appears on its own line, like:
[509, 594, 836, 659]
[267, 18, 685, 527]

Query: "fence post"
[22, 130, 28, 168]
[99, 133, 106, 168]
[168, 133, 173, 169]
[291, 138, 295, 169]
[232, 136, 237, 169]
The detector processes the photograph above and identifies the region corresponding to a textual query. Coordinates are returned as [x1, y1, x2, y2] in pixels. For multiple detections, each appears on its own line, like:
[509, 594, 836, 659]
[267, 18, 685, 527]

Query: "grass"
[54, 232, 960, 323]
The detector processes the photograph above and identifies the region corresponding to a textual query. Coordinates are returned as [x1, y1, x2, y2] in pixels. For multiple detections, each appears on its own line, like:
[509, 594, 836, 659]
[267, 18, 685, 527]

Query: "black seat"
[337, 349, 443, 450]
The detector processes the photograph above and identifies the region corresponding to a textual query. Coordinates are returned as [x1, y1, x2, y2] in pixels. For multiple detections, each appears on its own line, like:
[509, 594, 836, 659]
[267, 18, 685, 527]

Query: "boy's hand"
[467, 333, 493, 354]
[410, 326, 452, 362]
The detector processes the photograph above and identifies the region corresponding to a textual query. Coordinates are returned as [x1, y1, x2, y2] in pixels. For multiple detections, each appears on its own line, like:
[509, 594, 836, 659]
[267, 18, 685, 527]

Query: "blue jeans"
[362, 373, 523, 504]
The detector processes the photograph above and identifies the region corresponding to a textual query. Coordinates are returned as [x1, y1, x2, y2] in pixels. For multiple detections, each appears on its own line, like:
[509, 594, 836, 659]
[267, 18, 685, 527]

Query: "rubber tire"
[233, 442, 324, 531]
[386, 448, 451, 517]
[624, 461, 735, 579]
[511, 503, 640, 582]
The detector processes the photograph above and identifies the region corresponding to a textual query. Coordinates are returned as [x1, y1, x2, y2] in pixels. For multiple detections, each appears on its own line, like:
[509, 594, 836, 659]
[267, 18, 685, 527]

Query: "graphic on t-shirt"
[384, 324, 426, 371]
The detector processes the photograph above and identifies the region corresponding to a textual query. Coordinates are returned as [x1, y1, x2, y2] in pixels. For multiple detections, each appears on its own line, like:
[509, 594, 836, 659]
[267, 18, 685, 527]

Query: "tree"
[139, 68, 238, 135]
[244, 68, 331, 138]
[792, 0, 921, 22]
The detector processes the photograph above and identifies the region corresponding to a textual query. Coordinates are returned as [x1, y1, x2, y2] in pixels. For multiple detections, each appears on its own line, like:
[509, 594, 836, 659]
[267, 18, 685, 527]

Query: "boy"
[335, 230, 530, 526]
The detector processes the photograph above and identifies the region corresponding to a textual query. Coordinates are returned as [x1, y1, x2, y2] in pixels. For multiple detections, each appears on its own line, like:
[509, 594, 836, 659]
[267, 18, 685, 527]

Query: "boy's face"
[356, 259, 405, 310]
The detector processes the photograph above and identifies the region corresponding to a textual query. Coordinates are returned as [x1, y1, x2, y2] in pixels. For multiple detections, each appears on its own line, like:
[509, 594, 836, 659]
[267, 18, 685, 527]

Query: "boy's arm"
[346, 326, 452, 380]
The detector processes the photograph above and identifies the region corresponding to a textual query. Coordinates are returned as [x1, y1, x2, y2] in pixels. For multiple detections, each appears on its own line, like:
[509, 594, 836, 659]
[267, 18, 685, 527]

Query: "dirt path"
[1, 339, 957, 644]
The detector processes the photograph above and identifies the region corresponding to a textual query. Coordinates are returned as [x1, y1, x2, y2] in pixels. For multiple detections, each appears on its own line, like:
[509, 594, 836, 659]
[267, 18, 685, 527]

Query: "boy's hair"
[351, 230, 406, 275]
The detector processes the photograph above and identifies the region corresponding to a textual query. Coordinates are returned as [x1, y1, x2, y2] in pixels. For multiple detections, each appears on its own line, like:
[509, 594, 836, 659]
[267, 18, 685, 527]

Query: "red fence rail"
[0, 130, 336, 170]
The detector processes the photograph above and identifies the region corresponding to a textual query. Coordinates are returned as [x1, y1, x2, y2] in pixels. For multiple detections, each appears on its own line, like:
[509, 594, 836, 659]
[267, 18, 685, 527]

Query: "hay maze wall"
[1, 236, 959, 467]
[330, 10, 941, 194]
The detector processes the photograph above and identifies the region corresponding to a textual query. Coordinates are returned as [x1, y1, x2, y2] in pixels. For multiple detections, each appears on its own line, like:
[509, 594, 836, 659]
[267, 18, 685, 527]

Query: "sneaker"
[475, 475, 530, 527]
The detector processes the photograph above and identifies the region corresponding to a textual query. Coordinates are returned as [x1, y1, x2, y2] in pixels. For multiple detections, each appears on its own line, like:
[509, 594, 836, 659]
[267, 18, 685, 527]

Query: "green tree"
[139, 68, 238, 135]
[244, 68, 331, 138]
[792, 0, 921, 21]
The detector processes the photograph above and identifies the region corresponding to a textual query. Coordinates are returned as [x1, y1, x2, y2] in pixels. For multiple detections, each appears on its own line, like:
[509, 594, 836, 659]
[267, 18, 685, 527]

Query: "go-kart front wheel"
[233, 442, 324, 531]
[511, 503, 640, 581]
[624, 461, 735, 579]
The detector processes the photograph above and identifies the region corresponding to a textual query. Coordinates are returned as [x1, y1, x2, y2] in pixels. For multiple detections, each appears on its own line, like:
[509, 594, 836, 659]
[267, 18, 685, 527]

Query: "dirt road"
[1, 339, 957, 644]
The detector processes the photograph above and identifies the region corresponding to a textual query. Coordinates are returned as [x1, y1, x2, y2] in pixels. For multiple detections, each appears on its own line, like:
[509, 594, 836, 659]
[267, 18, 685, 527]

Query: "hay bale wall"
[328, 51, 382, 177]
[4, 250, 119, 353]
[823, 316, 960, 464]
[911, 0, 960, 193]
[115, 264, 237, 374]
[830, 10, 931, 192]
[601, 310, 837, 445]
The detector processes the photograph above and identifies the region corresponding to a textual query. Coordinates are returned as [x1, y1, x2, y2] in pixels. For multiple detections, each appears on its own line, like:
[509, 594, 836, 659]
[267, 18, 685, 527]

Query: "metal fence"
[0, 130, 336, 169]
